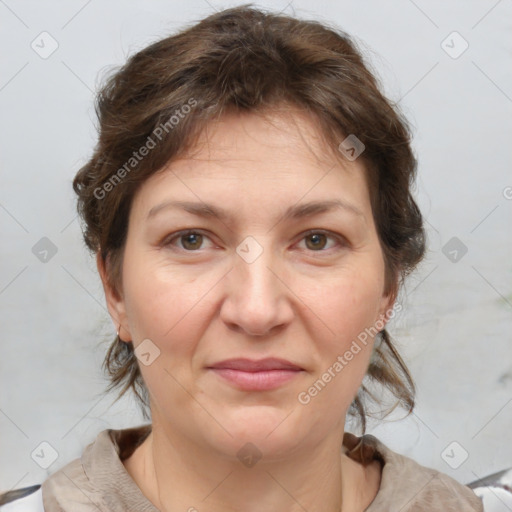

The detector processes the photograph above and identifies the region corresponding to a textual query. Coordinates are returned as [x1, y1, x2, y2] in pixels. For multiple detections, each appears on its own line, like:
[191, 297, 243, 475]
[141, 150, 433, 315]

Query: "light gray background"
[1, 0, 511, 494]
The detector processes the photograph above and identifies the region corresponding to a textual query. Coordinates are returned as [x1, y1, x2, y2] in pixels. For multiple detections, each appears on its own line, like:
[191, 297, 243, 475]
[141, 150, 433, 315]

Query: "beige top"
[41, 424, 483, 511]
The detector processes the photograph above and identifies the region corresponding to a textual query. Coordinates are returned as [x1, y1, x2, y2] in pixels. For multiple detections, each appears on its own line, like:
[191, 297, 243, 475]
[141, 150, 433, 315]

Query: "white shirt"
[0, 487, 44, 512]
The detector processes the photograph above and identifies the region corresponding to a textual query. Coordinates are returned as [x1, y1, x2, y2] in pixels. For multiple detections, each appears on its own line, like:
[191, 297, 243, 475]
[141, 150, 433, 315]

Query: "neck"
[123, 422, 379, 512]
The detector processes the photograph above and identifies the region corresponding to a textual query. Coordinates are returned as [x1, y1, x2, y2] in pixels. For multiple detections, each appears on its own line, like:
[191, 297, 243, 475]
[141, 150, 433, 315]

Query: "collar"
[42, 423, 482, 512]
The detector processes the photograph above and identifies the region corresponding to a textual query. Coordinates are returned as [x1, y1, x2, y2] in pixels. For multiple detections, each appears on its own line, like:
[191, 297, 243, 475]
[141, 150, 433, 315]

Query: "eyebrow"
[147, 199, 365, 223]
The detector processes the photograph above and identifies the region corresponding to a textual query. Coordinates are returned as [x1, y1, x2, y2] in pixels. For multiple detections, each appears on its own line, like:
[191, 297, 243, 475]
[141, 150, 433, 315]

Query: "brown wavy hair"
[73, 4, 425, 433]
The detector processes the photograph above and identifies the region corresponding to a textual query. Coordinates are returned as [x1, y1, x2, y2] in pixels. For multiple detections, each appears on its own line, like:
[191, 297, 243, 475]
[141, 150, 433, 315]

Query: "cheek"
[122, 249, 219, 346]
[121, 256, 219, 405]
[300, 261, 385, 405]
[310, 262, 386, 344]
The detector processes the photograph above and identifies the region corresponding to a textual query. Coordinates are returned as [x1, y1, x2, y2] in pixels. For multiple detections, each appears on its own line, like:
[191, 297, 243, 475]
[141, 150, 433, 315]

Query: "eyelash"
[162, 229, 347, 254]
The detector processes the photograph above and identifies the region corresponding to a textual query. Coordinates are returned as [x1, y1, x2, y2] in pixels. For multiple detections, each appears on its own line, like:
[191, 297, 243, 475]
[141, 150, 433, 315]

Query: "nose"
[220, 240, 294, 337]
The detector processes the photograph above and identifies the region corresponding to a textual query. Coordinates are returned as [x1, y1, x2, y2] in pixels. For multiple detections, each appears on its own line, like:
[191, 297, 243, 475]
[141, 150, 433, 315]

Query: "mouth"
[207, 358, 304, 391]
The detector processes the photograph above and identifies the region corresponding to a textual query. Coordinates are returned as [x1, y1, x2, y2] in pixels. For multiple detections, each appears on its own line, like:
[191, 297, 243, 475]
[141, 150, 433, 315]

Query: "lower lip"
[209, 368, 302, 391]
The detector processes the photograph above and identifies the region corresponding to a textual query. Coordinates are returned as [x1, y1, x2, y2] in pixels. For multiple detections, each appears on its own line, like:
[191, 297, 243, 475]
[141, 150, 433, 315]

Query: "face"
[100, 109, 394, 460]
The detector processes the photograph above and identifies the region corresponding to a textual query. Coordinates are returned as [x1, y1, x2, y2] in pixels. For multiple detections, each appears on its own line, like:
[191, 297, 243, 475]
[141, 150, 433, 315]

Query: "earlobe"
[96, 251, 131, 342]
[376, 291, 397, 332]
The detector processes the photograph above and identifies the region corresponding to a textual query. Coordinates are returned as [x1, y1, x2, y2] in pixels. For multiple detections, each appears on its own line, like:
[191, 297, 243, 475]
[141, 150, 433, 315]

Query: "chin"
[204, 404, 311, 460]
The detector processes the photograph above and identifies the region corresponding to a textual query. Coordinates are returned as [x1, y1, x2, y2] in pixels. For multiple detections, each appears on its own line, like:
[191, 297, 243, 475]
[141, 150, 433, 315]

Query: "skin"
[98, 107, 394, 512]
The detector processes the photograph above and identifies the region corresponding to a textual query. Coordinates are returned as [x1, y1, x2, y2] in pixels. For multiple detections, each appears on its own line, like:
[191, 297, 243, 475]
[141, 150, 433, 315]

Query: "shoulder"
[0, 485, 44, 512]
[39, 425, 153, 510]
[343, 432, 484, 511]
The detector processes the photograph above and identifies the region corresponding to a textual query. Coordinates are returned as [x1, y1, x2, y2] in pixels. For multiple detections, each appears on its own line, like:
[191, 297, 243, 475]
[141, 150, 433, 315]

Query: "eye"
[162, 229, 346, 253]
[297, 230, 345, 252]
[164, 230, 214, 251]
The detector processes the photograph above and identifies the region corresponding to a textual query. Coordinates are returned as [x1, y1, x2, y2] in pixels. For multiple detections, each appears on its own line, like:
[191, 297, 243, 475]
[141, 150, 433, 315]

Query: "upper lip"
[208, 358, 303, 372]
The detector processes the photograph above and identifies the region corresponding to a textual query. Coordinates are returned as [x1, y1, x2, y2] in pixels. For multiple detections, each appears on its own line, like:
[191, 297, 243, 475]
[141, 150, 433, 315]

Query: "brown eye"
[297, 230, 345, 254]
[305, 232, 328, 251]
[163, 229, 216, 253]
[180, 232, 204, 250]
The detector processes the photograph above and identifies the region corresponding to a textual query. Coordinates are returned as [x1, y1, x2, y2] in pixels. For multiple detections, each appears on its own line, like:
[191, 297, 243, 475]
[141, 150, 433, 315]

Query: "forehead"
[177, 108, 351, 174]
[131, 109, 371, 219]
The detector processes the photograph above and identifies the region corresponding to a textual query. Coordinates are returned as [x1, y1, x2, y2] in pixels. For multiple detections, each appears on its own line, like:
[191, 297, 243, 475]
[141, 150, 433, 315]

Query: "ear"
[375, 288, 399, 332]
[96, 251, 131, 342]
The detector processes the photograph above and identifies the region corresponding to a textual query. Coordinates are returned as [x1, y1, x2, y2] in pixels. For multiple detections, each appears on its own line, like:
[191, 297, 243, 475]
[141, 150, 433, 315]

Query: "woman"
[0, 5, 486, 511]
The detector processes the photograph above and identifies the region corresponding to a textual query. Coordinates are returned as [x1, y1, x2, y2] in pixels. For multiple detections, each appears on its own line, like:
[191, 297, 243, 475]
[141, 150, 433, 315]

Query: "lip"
[209, 358, 303, 372]
[207, 358, 304, 391]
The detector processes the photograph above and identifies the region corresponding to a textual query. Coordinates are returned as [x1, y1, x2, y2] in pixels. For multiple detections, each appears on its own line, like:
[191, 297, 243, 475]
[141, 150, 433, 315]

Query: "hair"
[73, 4, 425, 434]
